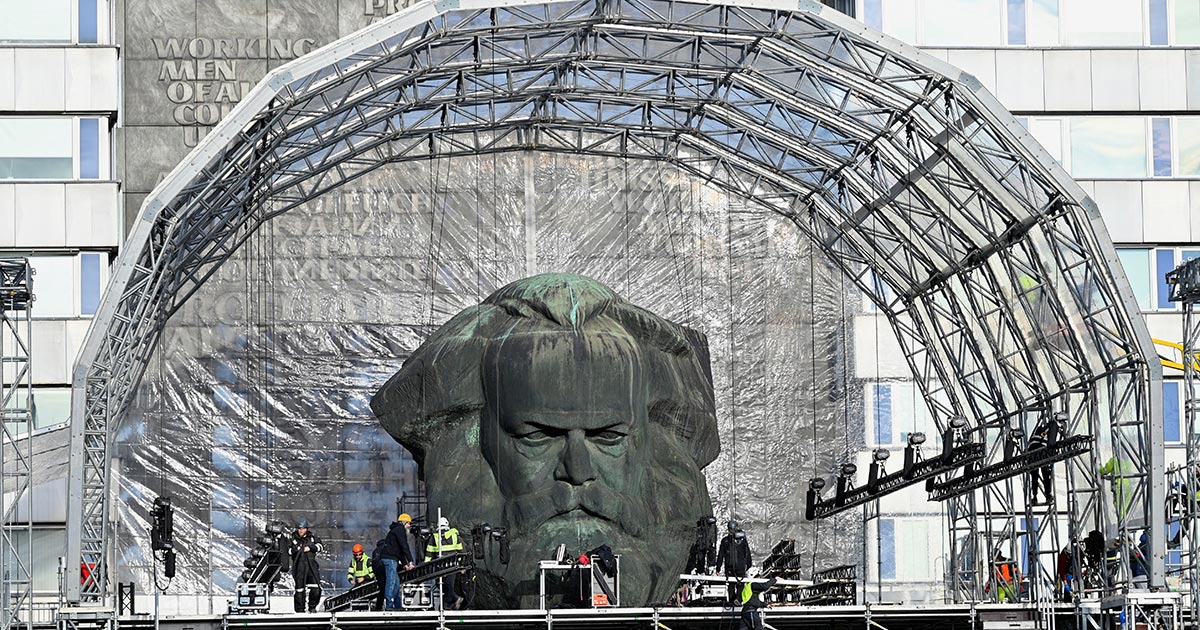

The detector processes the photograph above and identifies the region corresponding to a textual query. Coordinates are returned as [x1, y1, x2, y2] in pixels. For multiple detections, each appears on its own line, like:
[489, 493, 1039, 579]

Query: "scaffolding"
[63, 0, 1164, 621]
[0, 259, 33, 630]
[1168, 256, 1200, 625]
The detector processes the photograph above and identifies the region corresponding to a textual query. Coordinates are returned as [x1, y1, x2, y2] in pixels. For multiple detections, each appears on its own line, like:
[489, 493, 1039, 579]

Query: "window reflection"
[1069, 118, 1147, 179]
[1061, 0, 1143, 44]
[0, 0, 72, 42]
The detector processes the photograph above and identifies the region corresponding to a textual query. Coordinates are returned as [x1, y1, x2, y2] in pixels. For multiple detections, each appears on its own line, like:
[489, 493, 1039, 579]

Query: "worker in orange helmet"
[347, 543, 375, 586]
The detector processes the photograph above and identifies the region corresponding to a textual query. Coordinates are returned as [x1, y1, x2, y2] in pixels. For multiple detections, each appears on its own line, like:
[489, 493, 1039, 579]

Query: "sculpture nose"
[556, 430, 597, 486]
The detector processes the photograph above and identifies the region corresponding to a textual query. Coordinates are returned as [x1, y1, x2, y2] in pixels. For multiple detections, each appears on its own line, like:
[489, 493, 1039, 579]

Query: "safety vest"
[347, 554, 374, 581]
[997, 561, 1015, 583]
[740, 581, 753, 605]
[425, 528, 463, 562]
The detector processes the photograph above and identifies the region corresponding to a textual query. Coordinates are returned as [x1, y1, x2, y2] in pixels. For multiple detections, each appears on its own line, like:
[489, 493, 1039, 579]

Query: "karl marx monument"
[372, 273, 720, 608]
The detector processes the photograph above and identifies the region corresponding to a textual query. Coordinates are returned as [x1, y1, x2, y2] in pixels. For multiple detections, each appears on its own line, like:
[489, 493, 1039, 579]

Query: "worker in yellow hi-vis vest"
[426, 516, 465, 609]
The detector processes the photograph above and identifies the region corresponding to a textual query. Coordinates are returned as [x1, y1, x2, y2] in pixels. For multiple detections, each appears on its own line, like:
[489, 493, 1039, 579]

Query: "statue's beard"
[481, 434, 707, 608]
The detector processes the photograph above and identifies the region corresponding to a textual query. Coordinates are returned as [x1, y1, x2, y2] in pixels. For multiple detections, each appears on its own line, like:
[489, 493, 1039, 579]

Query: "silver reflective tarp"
[114, 153, 862, 599]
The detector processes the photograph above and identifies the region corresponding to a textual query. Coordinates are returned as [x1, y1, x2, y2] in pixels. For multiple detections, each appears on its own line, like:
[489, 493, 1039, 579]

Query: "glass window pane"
[0, 0, 72, 42]
[1176, 0, 1200, 44]
[1028, 0, 1060, 44]
[1177, 119, 1200, 176]
[882, 0, 918, 43]
[1069, 118, 1147, 179]
[1157, 248, 1177, 310]
[80, 253, 101, 315]
[864, 0, 883, 29]
[1164, 381, 1181, 443]
[1029, 118, 1063, 163]
[28, 256, 75, 317]
[1008, 0, 1027, 44]
[1116, 248, 1151, 310]
[80, 119, 100, 179]
[872, 384, 892, 445]
[1152, 118, 1172, 177]
[1150, 0, 1169, 44]
[0, 119, 74, 180]
[923, 0, 1004, 46]
[78, 0, 98, 43]
[880, 519, 896, 579]
[34, 388, 70, 429]
[898, 520, 933, 580]
[1062, 0, 1144, 44]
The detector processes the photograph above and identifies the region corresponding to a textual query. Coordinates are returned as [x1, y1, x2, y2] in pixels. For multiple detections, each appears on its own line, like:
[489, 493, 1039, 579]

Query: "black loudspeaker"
[164, 550, 177, 579]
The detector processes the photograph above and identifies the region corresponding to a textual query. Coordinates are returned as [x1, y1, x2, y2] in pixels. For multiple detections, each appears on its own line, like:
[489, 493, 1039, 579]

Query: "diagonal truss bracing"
[66, 0, 1163, 608]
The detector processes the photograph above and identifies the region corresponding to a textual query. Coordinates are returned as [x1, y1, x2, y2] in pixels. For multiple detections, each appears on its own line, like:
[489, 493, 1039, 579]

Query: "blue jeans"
[382, 559, 402, 610]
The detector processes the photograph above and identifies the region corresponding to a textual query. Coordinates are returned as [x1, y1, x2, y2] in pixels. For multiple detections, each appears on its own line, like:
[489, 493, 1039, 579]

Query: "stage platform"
[112, 603, 1087, 630]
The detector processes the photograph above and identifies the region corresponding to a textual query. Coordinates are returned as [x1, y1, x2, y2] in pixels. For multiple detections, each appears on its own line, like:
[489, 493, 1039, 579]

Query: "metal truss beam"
[66, 0, 1164, 605]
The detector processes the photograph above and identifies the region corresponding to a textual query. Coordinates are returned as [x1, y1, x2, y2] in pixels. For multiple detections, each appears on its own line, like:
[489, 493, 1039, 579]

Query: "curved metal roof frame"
[66, 0, 1164, 603]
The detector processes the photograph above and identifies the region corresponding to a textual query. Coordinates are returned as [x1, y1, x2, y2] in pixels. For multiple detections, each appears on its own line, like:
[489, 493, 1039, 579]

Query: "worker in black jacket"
[379, 514, 416, 610]
[717, 521, 752, 604]
[289, 519, 324, 612]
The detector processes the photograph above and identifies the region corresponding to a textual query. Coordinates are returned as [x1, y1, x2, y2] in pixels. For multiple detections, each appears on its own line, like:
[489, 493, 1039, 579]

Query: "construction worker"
[347, 544, 374, 586]
[738, 576, 777, 630]
[1027, 413, 1061, 505]
[289, 519, 324, 613]
[426, 516, 464, 609]
[1099, 456, 1134, 520]
[379, 514, 416, 610]
[991, 551, 1019, 603]
[717, 521, 752, 604]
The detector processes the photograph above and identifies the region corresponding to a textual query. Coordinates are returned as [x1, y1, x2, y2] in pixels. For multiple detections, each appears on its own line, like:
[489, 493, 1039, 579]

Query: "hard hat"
[438, 516, 450, 529]
[353, 544, 364, 554]
[577, 553, 591, 566]
[297, 518, 310, 529]
[398, 513, 412, 523]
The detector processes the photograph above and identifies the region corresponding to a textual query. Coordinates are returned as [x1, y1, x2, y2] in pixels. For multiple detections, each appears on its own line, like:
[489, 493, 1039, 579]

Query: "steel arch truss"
[67, 0, 1164, 604]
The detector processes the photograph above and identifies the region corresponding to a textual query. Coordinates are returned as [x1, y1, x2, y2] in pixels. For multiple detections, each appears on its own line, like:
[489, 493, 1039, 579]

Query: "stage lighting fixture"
[840, 463, 857, 477]
[908, 432, 926, 447]
[950, 416, 968, 429]
[150, 496, 174, 551]
[809, 478, 826, 491]
[872, 449, 890, 463]
[1009, 427, 1025, 440]
[1053, 411, 1068, 423]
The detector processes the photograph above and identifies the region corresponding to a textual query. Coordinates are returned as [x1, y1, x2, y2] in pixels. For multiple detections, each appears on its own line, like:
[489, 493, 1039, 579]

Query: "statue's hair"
[371, 273, 720, 469]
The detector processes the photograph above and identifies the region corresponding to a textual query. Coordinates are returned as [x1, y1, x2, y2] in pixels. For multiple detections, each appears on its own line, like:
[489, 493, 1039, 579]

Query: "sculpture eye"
[516, 425, 562, 445]
[589, 428, 627, 445]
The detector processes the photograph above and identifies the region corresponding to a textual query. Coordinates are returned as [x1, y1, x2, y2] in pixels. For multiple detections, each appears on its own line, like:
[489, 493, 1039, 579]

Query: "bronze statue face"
[372, 273, 719, 608]
[482, 332, 649, 545]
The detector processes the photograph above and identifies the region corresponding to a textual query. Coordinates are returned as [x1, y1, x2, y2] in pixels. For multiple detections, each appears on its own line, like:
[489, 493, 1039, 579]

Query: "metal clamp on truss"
[805, 419, 984, 520]
[927, 434, 1093, 501]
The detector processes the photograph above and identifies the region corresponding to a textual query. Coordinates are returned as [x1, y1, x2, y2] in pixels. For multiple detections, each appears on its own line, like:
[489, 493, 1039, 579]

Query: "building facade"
[855, 0, 1200, 601]
[2, 0, 1191, 609]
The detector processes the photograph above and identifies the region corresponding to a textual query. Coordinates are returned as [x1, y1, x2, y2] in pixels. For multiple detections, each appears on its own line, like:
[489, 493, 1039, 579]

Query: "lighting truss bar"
[805, 431, 984, 520]
[927, 435, 1093, 501]
[0, 260, 32, 311]
[1168, 256, 1200, 305]
[322, 581, 380, 613]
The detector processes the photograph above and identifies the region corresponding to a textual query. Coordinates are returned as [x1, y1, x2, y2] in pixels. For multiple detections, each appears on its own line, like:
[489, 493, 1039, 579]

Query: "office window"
[1007, 0, 1027, 44]
[1164, 381, 1181, 443]
[0, 119, 73, 180]
[78, 0, 98, 43]
[28, 254, 107, 318]
[0, 0, 72, 43]
[1069, 118, 1147, 179]
[1150, 0, 1170, 44]
[882, 0, 918, 43]
[1027, 0, 1060, 44]
[80, 119, 100, 180]
[1028, 118, 1063, 163]
[1116, 248, 1151, 310]
[1177, 0, 1200, 44]
[1177, 119, 1200, 177]
[922, 0, 1004, 46]
[1152, 119, 1173, 177]
[81, 253, 102, 315]
[1061, 0, 1144, 44]
[1157, 249, 1177, 310]
[895, 519, 934, 580]
[34, 388, 71, 430]
[879, 519, 896, 579]
[863, 0, 883, 29]
[873, 384, 892, 446]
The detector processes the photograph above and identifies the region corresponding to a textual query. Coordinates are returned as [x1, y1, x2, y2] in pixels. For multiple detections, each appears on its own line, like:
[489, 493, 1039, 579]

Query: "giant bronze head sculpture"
[372, 273, 719, 607]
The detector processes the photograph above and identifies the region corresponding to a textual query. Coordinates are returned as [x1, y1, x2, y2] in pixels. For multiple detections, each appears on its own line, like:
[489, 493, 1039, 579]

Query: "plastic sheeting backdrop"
[114, 153, 869, 601]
